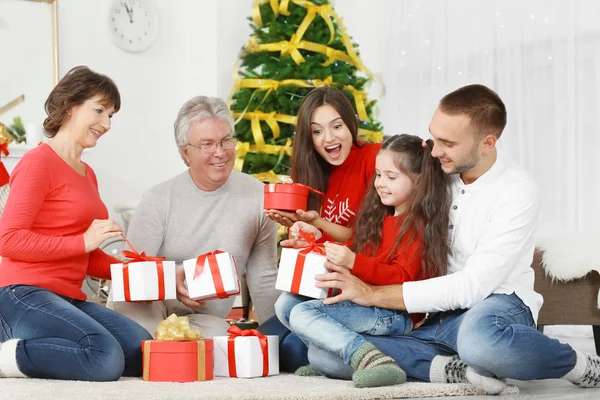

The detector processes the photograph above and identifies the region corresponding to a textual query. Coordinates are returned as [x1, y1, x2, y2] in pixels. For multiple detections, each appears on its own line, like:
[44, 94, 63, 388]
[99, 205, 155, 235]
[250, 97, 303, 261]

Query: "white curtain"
[377, 0, 600, 236]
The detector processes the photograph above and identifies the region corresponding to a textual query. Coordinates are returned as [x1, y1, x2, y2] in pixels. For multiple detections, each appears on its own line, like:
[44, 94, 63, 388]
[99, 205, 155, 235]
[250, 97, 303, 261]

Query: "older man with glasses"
[108, 96, 280, 338]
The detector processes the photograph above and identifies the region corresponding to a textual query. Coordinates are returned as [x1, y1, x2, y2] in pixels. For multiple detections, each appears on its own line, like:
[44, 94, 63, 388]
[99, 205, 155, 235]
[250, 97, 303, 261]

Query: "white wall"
[53, 0, 220, 224]
[0, 1, 54, 131]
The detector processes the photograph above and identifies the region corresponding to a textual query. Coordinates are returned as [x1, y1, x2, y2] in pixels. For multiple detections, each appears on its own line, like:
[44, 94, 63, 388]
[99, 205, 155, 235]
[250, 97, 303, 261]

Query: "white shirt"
[403, 155, 544, 322]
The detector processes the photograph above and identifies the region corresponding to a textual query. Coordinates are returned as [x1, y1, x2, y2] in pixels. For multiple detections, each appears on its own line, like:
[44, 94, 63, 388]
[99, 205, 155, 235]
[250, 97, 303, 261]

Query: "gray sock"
[295, 365, 321, 376]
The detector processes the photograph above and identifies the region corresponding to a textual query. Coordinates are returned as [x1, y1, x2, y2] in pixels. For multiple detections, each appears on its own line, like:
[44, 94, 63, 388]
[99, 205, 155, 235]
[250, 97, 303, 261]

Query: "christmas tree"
[229, 0, 384, 183]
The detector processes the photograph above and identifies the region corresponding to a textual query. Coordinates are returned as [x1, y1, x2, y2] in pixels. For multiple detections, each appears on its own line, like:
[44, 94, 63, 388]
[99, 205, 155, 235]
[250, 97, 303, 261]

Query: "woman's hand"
[175, 265, 205, 308]
[83, 219, 123, 253]
[264, 209, 320, 227]
[324, 242, 356, 269]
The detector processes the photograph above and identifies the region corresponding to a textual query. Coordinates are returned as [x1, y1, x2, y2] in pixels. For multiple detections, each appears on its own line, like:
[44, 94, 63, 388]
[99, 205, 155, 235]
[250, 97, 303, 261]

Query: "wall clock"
[108, 0, 159, 53]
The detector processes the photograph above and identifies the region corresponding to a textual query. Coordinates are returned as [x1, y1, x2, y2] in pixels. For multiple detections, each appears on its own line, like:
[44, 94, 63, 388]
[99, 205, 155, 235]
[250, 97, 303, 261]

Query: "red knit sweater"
[352, 215, 426, 325]
[0, 144, 119, 300]
[320, 142, 381, 241]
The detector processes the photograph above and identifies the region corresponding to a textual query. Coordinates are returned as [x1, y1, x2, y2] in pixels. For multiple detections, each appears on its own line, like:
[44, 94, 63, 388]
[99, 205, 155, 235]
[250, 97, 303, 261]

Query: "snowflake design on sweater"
[322, 195, 356, 224]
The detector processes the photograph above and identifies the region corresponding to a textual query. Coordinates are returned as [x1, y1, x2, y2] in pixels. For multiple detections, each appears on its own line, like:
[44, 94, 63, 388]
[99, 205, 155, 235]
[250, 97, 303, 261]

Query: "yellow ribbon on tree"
[235, 139, 293, 172]
[234, 111, 297, 149]
[358, 128, 383, 143]
[344, 85, 369, 121]
[252, 0, 280, 26]
[252, 170, 290, 183]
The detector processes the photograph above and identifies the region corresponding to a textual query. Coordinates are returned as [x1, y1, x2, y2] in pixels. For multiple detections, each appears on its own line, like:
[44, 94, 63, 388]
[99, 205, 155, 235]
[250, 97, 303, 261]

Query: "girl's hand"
[264, 209, 320, 227]
[324, 242, 355, 270]
[280, 221, 322, 247]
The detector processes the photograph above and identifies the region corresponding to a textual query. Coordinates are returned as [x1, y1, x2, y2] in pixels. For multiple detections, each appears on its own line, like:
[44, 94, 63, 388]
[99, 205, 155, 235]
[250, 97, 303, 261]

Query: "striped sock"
[565, 351, 600, 388]
[430, 355, 505, 394]
[350, 342, 406, 388]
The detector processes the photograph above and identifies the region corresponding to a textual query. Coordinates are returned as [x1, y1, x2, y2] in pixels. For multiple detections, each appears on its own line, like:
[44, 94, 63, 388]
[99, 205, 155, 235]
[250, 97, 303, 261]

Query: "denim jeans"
[276, 292, 413, 365]
[0, 285, 152, 381]
[308, 293, 578, 382]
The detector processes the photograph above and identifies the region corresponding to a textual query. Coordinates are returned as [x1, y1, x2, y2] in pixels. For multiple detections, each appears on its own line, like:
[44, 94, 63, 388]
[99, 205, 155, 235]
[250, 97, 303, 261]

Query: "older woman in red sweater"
[0, 66, 151, 381]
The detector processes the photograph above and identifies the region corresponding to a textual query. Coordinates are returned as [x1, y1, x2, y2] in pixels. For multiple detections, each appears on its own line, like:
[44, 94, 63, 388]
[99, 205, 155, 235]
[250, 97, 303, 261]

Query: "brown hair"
[43, 66, 121, 138]
[439, 84, 506, 138]
[352, 134, 451, 278]
[290, 87, 361, 211]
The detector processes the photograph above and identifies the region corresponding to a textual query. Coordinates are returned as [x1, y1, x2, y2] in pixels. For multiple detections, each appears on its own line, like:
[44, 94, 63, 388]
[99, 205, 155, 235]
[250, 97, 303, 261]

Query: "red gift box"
[142, 339, 214, 382]
[264, 183, 325, 211]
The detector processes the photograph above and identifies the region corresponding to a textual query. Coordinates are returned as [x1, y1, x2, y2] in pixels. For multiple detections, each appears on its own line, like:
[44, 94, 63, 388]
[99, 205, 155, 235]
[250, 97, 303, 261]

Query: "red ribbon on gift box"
[289, 230, 330, 294]
[226, 325, 269, 378]
[193, 250, 228, 299]
[120, 234, 167, 302]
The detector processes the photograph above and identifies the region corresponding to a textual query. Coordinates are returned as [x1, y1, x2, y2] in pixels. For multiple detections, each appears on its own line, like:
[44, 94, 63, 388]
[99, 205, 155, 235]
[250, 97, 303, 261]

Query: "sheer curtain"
[378, 0, 600, 235]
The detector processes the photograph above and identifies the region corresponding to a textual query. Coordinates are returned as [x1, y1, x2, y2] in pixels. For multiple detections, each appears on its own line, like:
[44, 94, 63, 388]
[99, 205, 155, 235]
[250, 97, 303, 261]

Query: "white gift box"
[183, 252, 240, 301]
[276, 247, 333, 299]
[213, 335, 279, 378]
[110, 261, 177, 302]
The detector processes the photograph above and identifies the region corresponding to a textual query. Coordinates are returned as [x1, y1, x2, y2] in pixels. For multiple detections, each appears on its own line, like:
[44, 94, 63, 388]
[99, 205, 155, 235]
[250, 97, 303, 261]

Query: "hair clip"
[422, 139, 428, 149]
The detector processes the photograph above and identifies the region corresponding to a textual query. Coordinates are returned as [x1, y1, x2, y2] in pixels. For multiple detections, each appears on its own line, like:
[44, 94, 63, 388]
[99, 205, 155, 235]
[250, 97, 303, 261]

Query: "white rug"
[0, 374, 519, 400]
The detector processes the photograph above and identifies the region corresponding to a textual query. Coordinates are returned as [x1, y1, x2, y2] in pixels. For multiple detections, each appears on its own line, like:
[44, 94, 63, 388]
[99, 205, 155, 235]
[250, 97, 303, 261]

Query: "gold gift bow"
[142, 340, 208, 381]
[155, 313, 203, 341]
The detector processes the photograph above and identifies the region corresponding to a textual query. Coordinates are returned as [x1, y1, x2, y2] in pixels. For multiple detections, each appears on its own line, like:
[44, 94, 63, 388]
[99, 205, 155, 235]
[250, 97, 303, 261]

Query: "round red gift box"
[264, 183, 309, 211]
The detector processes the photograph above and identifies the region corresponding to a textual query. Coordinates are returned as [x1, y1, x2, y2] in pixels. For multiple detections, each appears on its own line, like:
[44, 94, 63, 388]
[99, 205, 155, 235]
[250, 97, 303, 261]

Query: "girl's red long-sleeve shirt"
[351, 215, 426, 325]
[319, 142, 381, 241]
[0, 144, 119, 300]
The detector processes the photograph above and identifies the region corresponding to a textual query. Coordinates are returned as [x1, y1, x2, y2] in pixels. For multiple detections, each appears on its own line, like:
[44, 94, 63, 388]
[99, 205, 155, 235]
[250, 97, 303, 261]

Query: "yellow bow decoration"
[251, 34, 306, 65]
[155, 314, 203, 341]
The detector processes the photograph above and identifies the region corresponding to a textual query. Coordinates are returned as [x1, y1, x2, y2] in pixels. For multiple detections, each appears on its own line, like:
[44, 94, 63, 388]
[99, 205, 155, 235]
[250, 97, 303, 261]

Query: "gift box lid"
[142, 339, 214, 353]
[264, 183, 309, 196]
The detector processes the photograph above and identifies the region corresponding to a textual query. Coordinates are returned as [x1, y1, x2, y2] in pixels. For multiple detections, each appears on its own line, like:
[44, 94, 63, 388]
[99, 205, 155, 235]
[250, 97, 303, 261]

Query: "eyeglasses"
[187, 137, 237, 153]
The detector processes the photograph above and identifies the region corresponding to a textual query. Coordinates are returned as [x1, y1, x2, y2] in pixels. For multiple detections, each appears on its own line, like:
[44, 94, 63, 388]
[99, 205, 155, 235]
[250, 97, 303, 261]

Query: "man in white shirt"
[309, 84, 600, 391]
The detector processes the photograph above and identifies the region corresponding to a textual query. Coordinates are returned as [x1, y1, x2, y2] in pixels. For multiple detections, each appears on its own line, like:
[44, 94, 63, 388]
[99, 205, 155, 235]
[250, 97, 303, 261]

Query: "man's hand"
[264, 209, 320, 227]
[324, 242, 355, 269]
[175, 265, 205, 308]
[315, 262, 375, 306]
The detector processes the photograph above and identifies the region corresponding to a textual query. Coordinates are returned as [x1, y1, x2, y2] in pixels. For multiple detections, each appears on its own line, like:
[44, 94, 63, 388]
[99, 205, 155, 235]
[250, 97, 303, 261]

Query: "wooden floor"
[429, 331, 600, 399]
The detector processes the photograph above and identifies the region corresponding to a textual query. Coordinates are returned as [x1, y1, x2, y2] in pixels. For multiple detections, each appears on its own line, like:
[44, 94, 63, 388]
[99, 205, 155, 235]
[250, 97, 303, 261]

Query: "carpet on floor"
[0, 374, 519, 400]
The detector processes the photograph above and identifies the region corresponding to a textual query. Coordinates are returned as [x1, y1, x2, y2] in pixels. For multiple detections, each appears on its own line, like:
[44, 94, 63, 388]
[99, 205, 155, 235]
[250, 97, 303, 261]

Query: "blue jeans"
[308, 293, 578, 382]
[0, 285, 152, 381]
[276, 292, 413, 365]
